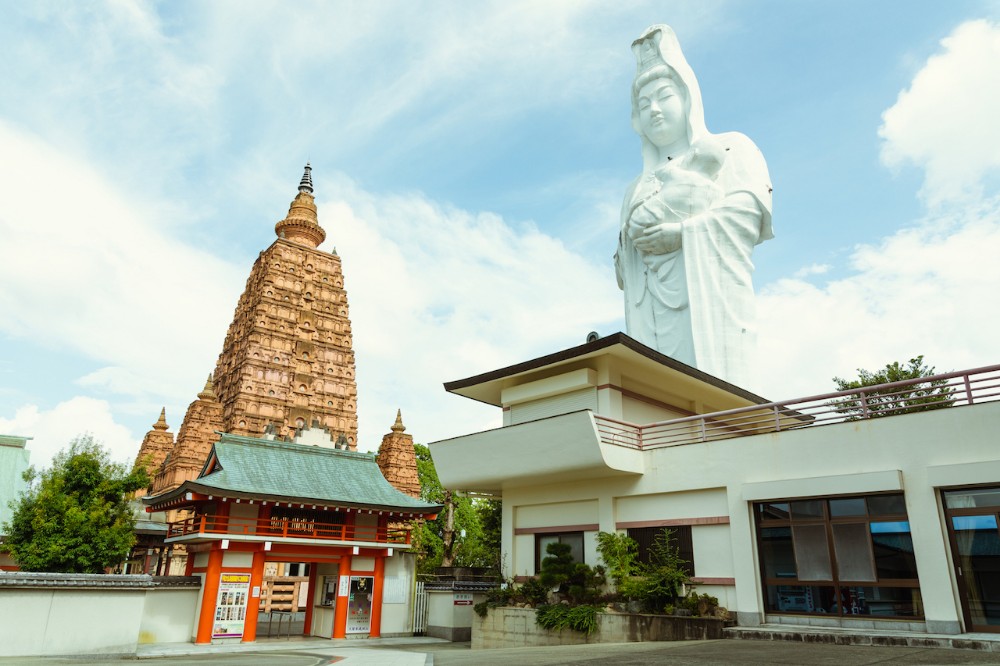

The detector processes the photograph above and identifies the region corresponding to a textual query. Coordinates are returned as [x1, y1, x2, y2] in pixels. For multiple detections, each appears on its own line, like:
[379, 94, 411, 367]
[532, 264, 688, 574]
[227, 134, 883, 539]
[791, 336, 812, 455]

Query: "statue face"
[636, 77, 686, 149]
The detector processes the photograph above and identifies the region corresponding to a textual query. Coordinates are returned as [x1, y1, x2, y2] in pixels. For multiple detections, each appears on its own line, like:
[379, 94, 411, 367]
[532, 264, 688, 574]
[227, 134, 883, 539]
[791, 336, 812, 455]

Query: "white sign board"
[213, 573, 251, 638]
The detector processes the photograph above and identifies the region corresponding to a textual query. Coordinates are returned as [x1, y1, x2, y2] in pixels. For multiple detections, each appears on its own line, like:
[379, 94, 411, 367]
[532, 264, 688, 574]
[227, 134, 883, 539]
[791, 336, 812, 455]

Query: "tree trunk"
[441, 490, 456, 567]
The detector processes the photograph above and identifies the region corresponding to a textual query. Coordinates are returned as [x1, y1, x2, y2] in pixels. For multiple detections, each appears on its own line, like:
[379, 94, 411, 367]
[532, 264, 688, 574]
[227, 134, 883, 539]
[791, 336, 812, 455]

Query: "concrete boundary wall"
[472, 606, 725, 649]
[0, 573, 199, 657]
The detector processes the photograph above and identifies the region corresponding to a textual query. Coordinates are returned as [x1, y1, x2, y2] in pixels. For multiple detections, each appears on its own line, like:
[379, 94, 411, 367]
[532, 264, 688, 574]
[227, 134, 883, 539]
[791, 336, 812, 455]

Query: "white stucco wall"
[138, 588, 199, 644]
[379, 552, 416, 635]
[0, 580, 199, 657]
[484, 402, 1000, 634]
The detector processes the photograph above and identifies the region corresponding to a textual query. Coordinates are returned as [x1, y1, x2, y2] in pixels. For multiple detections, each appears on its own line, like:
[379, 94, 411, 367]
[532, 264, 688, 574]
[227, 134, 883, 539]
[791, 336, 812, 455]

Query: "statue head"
[630, 25, 707, 171]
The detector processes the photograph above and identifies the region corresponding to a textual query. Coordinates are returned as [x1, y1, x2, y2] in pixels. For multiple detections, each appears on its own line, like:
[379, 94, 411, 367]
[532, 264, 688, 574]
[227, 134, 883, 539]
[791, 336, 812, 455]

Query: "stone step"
[724, 625, 1000, 652]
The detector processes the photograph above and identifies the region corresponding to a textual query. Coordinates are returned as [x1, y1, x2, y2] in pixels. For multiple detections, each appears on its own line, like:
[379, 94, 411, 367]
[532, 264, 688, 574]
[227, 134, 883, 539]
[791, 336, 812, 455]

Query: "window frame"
[753, 492, 922, 619]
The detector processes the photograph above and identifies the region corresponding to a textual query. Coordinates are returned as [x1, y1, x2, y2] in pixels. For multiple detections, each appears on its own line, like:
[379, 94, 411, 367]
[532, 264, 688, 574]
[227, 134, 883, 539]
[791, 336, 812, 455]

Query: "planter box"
[472, 606, 725, 649]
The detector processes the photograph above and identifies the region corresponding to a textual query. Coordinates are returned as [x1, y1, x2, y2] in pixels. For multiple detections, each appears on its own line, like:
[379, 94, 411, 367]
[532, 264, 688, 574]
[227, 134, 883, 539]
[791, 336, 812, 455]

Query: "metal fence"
[594, 363, 1000, 450]
[411, 580, 427, 635]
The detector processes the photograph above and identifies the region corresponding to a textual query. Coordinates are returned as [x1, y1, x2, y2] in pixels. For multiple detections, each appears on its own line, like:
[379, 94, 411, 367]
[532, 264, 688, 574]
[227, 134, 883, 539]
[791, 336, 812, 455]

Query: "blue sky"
[2, 1, 1000, 469]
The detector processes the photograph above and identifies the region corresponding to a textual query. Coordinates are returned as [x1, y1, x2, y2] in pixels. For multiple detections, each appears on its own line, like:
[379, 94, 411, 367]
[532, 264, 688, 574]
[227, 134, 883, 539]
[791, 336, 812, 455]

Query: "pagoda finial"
[152, 407, 169, 431]
[391, 409, 406, 433]
[275, 164, 325, 248]
[198, 373, 217, 400]
[298, 162, 313, 194]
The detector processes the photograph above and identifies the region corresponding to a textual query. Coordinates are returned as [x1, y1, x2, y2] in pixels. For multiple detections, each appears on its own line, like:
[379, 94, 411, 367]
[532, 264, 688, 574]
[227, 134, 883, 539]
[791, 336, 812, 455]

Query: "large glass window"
[627, 526, 694, 576]
[754, 493, 921, 619]
[943, 487, 1000, 631]
[536, 532, 584, 572]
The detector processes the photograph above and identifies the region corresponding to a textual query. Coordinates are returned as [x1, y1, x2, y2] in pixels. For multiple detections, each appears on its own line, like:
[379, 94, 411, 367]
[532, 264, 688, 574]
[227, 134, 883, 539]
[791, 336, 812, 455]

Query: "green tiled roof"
[146, 433, 440, 513]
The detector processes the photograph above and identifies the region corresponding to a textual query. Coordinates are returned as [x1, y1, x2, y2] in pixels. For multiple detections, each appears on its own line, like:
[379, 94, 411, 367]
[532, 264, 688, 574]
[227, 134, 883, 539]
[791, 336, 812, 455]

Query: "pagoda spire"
[152, 407, 169, 431]
[275, 163, 326, 248]
[391, 409, 406, 433]
[197, 374, 217, 400]
[298, 162, 313, 194]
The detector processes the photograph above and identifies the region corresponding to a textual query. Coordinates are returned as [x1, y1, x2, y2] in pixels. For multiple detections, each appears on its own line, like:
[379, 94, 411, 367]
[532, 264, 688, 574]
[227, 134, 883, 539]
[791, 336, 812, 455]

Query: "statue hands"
[633, 220, 682, 254]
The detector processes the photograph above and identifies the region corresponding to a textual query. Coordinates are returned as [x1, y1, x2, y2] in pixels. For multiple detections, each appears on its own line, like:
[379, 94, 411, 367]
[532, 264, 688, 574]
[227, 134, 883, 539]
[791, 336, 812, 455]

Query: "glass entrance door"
[943, 488, 1000, 632]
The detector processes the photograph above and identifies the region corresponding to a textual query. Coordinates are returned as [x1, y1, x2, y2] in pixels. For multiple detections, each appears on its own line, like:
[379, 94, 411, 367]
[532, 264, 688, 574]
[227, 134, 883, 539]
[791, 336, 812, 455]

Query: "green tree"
[2, 436, 149, 573]
[538, 541, 605, 604]
[412, 443, 500, 574]
[832, 356, 954, 420]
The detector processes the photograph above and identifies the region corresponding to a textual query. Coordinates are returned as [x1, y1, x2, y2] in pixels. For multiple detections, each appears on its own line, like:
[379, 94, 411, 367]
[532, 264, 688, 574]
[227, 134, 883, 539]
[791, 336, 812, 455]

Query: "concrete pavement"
[5, 634, 1000, 665]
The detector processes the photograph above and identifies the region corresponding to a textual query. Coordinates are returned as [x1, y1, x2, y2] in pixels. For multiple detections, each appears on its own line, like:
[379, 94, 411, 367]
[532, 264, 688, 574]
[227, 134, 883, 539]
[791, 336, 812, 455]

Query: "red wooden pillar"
[332, 554, 351, 638]
[241, 547, 267, 642]
[195, 547, 224, 643]
[303, 564, 319, 636]
[369, 555, 385, 638]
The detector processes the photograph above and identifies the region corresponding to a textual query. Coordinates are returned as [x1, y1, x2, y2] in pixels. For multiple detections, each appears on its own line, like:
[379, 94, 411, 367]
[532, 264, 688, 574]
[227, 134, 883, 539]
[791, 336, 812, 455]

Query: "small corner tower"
[376, 410, 421, 499]
[151, 375, 224, 494]
[132, 408, 174, 496]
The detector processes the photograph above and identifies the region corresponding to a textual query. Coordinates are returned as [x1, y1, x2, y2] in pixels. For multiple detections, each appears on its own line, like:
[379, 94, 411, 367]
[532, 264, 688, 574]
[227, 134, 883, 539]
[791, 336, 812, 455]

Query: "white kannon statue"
[615, 25, 773, 388]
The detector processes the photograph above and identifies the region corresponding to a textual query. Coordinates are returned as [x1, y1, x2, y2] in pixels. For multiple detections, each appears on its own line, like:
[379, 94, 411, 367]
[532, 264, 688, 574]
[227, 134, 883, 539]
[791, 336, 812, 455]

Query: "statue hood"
[631, 24, 708, 174]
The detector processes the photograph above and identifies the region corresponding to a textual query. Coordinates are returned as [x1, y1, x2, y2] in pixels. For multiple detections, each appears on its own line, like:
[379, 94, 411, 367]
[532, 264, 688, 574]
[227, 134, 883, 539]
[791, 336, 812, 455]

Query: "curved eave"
[429, 410, 644, 494]
[143, 482, 441, 516]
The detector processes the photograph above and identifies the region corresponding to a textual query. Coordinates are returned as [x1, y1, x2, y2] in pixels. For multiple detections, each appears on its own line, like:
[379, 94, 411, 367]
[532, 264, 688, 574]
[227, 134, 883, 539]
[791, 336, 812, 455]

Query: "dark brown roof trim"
[443, 332, 770, 405]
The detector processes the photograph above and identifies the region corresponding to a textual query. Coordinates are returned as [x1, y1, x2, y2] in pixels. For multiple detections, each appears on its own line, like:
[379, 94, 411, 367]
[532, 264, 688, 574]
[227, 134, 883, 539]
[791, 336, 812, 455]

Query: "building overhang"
[430, 410, 644, 494]
[443, 332, 770, 415]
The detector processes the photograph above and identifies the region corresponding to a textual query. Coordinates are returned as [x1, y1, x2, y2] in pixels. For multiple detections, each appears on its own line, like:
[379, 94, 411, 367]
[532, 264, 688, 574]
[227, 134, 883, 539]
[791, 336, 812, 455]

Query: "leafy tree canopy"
[412, 443, 501, 574]
[2, 435, 149, 573]
[832, 355, 954, 419]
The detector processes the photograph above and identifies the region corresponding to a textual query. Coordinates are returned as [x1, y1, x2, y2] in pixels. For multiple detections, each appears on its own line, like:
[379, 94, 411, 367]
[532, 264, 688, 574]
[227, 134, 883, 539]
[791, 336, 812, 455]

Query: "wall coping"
[0, 573, 201, 590]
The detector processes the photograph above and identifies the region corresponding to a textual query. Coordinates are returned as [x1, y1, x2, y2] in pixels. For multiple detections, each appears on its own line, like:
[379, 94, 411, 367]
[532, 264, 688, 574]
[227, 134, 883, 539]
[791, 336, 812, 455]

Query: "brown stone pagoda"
[137, 165, 361, 495]
[376, 410, 421, 499]
[132, 408, 174, 497]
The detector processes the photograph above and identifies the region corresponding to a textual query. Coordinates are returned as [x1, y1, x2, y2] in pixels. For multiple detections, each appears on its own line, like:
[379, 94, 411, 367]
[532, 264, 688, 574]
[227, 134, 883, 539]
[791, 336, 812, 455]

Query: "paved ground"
[6, 639, 1000, 666]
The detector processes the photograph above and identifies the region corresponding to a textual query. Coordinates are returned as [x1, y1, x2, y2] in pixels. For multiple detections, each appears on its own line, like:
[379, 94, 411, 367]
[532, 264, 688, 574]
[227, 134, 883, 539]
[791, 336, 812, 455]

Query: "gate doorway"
[944, 487, 1000, 632]
[346, 576, 374, 634]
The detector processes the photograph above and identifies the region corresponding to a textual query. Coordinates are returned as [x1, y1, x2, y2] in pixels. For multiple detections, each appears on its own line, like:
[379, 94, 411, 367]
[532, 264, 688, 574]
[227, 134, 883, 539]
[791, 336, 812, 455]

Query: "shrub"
[535, 603, 601, 635]
[473, 576, 556, 617]
[538, 541, 606, 604]
[595, 531, 640, 587]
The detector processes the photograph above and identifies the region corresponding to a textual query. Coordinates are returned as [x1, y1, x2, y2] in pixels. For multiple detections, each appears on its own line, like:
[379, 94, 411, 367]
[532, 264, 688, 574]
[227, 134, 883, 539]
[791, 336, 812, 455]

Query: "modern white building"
[430, 333, 1000, 635]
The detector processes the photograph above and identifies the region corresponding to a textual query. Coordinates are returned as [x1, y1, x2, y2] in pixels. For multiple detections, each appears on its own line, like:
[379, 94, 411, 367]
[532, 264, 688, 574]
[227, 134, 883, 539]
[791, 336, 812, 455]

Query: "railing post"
[699, 418, 707, 443]
[965, 374, 975, 405]
[860, 391, 870, 419]
[199, 515, 206, 534]
[773, 405, 781, 432]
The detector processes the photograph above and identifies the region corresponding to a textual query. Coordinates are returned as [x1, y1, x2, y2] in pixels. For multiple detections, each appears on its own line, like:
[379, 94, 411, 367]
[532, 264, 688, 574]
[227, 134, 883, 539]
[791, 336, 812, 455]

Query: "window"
[754, 493, 921, 618]
[627, 526, 694, 576]
[535, 532, 584, 573]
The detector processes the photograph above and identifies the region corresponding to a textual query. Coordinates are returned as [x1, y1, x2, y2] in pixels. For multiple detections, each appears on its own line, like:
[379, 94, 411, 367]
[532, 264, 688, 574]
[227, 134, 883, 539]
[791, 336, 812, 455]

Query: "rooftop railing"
[166, 514, 411, 545]
[595, 363, 1000, 450]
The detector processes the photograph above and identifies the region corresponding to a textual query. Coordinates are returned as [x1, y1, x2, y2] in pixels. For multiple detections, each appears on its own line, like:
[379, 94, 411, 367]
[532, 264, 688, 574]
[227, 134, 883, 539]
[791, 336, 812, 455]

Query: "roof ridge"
[217, 433, 374, 460]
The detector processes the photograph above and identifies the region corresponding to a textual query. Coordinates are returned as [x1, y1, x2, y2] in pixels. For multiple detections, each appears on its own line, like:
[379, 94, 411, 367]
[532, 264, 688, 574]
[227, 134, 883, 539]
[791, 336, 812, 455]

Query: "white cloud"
[0, 120, 245, 410]
[0, 118, 623, 465]
[880, 19, 1000, 206]
[792, 263, 831, 279]
[320, 175, 623, 449]
[0, 397, 137, 469]
[753, 199, 1000, 402]
[751, 18, 1000, 403]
